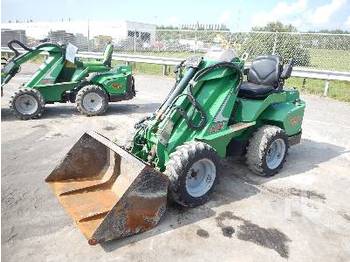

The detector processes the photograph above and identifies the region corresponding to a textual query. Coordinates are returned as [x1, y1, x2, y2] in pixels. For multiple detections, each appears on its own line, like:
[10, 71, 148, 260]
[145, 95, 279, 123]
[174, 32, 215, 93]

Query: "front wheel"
[165, 141, 221, 207]
[76, 85, 108, 116]
[9, 88, 45, 120]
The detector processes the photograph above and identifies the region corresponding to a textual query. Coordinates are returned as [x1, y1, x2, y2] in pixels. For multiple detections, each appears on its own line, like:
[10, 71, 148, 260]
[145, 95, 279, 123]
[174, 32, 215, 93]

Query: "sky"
[1, 0, 350, 31]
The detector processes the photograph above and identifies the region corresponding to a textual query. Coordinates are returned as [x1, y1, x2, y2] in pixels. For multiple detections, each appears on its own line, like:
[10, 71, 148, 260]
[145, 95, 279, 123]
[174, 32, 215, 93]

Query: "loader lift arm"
[1, 40, 63, 87]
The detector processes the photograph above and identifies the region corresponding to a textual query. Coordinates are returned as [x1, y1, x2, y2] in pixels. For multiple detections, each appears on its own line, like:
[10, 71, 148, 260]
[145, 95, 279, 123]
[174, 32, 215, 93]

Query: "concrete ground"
[1, 64, 350, 262]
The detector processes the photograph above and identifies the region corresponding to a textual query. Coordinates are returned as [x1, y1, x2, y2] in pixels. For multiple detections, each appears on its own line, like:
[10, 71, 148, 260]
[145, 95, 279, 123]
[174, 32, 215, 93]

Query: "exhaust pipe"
[46, 131, 169, 245]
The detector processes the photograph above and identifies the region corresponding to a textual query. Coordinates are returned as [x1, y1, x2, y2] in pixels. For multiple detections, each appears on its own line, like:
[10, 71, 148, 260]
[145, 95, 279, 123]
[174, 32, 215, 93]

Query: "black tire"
[130, 75, 136, 96]
[246, 125, 288, 177]
[165, 141, 221, 207]
[76, 85, 108, 116]
[9, 88, 45, 120]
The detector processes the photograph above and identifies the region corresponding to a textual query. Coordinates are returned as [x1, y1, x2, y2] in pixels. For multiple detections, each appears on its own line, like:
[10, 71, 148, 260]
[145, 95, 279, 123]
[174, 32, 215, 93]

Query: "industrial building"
[48, 30, 76, 45]
[1, 29, 27, 46]
[1, 20, 156, 50]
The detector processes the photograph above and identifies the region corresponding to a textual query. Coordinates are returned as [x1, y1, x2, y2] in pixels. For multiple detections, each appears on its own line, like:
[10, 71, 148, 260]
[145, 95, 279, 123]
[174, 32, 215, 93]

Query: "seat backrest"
[247, 55, 283, 88]
[102, 43, 114, 67]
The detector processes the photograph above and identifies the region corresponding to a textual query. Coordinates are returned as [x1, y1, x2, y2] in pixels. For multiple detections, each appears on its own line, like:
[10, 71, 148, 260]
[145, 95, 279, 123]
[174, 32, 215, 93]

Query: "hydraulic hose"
[156, 67, 197, 119]
[134, 60, 188, 130]
[7, 40, 33, 57]
[155, 60, 185, 114]
[171, 61, 243, 130]
[8, 40, 64, 58]
[164, 60, 186, 97]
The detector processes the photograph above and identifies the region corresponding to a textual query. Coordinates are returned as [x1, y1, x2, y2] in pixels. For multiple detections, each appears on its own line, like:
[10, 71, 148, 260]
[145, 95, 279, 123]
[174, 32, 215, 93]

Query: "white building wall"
[1, 20, 156, 43]
[125, 21, 156, 42]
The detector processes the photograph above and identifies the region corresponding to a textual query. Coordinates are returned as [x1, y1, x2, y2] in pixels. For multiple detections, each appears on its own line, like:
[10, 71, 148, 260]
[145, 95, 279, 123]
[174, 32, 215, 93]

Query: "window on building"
[141, 32, 150, 42]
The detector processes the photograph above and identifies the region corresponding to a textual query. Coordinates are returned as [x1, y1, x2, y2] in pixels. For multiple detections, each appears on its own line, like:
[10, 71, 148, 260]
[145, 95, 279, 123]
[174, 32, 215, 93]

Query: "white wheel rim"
[14, 94, 38, 115]
[185, 158, 216, 198]
[82, 92, 103, 112]
[266, 138, 286, 169]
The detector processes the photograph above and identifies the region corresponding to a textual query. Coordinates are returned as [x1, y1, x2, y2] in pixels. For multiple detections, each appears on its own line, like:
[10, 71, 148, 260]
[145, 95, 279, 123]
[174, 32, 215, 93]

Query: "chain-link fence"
[113, 30, 350, 72]
[2, 28, 349, 72]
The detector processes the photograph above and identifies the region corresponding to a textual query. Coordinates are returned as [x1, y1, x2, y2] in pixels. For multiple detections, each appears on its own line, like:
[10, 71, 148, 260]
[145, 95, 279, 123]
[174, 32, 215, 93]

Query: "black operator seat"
[238, 55, 285, 99]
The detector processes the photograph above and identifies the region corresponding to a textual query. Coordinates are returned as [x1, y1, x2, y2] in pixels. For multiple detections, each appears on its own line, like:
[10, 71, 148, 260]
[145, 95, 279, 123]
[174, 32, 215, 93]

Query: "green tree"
[252, 21, 297, 32]
[93, 35, 112, 51]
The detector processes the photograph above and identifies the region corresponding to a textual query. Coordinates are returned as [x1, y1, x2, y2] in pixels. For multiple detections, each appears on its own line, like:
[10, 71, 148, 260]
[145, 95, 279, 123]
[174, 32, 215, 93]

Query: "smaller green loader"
[46, 50, 305, 245]
[1, 40, 135, 119]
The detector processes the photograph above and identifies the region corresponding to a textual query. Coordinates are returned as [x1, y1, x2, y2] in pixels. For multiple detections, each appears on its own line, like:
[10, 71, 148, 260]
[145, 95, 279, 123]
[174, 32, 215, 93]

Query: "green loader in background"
[1, 40, 135, 119]
[46, 50, 305, 245]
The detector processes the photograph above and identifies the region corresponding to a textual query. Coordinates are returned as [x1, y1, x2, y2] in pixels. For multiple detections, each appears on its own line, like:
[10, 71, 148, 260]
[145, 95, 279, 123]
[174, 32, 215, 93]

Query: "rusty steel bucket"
[46, 131, 169, 245]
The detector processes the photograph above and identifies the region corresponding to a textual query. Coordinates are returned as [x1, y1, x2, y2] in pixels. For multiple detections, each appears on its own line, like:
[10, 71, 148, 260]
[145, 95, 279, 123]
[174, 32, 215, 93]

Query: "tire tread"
[165, 141, 220, 207]
[9, 88, 45, 120]
[76, 85, 108, 116]
[246, 125, 288, 176]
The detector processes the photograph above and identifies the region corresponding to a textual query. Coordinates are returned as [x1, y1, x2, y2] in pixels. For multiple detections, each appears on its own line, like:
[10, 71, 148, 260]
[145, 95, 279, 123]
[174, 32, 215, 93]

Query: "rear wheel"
[246, 125, 288, 176]
[9, 88, 45, 120]
[165, 141, 221, 207]
[130, 75, 136, 96]
[76, 85, 108, 116]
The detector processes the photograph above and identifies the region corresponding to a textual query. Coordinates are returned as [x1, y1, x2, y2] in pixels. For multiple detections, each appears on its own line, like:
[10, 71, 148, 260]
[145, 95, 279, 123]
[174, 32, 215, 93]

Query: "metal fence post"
[272, 31, 278, 55]
[163, 65, 168, 76]
[323, 80, 330, 96]
[302, 78, 306, 90]
[133, 30, 136, 53]
[194, 28, 197, 54]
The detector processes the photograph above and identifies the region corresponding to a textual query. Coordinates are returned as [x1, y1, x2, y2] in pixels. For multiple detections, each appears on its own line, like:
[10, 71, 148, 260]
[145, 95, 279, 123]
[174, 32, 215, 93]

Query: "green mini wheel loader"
[1, 40, 135, 119]
[46, 50, 305, 245]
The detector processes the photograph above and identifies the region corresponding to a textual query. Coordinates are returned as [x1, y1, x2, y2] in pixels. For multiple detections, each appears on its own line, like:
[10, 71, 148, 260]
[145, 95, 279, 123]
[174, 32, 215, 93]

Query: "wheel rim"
[185, 158, 216, 198]
[82, 92, 103, 112]
[266, 138, 286, 170]
[14, 94, 38, 115]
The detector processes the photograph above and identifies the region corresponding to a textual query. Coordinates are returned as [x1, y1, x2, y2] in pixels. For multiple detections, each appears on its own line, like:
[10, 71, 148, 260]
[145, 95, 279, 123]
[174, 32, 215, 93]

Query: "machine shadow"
[229, 138, 349, 185]
[0, 102, 160, 121]
[101, 170, 260, 253]
[101, 138, 347, 252]
[104, 102, 160, 116]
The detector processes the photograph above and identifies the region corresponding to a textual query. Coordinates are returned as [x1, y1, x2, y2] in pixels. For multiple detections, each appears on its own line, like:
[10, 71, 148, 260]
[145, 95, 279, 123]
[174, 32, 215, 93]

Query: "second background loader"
[1, 40, 135, 119]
